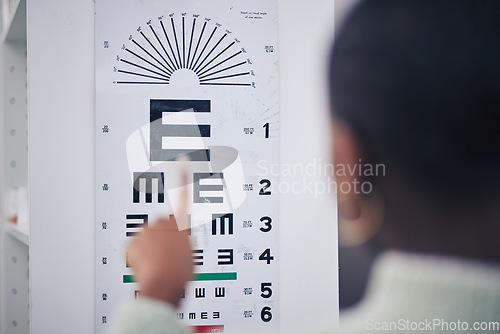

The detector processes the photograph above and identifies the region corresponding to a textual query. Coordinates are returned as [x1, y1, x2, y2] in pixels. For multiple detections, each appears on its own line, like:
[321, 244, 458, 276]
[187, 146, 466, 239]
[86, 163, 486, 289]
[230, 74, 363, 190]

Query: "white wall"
[28, 0, 95, 332]
[278, 0, 340, 330]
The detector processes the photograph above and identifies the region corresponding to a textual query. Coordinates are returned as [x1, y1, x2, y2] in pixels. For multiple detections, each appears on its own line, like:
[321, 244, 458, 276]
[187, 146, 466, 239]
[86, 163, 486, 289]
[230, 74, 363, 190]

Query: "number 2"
[259, 179, 271, 196]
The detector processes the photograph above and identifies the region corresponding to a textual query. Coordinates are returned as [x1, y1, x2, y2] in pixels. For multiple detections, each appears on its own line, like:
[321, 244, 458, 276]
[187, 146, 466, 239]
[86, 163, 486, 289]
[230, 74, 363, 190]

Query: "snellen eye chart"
[95, 1, 279, 333]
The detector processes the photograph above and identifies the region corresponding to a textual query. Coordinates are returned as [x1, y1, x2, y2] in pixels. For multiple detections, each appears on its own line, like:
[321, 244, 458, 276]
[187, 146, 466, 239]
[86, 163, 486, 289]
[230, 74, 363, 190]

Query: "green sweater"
[105, 251, 500, 333]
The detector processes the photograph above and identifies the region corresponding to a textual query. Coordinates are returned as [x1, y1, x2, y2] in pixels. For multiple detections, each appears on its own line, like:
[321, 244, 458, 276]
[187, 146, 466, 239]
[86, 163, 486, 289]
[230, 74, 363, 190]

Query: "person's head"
[330, 0, 500, 260]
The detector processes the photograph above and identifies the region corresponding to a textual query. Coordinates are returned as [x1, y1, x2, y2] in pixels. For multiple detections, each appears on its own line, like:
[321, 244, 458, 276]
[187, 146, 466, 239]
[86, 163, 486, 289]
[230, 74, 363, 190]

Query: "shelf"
[2, 0, 25, 42]
[5, 223, 29, 245]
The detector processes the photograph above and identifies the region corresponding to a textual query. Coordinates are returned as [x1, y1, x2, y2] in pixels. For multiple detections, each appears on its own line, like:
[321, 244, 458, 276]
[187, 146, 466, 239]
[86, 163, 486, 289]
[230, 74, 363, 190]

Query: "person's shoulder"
[103, 297, 190, 334]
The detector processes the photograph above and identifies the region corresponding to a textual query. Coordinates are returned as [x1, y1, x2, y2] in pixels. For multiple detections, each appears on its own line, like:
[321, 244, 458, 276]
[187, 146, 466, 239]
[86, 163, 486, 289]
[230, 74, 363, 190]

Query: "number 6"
[261, 307, 272, 322]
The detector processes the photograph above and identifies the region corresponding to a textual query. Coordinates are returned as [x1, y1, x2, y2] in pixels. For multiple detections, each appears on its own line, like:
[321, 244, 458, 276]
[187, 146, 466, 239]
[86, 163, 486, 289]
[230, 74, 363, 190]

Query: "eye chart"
[95, 1, 279, 333]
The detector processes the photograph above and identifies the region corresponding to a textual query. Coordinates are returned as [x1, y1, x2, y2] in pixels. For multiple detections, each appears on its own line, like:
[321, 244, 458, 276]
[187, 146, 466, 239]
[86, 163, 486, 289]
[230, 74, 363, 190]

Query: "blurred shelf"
[5, 223, 29, 246]
[1, 0, 29, 332]
[2, 0, 25, 42]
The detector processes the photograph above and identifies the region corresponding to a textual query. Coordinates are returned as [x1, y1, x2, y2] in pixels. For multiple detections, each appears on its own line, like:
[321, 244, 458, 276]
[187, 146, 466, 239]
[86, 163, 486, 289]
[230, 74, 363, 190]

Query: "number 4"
[259, 248, 274, 264]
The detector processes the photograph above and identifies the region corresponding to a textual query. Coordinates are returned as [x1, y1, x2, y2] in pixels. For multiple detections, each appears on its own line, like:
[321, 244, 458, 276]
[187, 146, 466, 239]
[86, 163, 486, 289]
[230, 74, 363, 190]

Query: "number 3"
[260, 216, 272, 232]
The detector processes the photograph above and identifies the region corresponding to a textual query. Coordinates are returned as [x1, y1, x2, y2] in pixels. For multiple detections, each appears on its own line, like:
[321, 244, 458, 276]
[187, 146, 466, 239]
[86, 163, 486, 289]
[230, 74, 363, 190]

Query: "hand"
[127, 217, 193, 306]
[127, 165, 192, 306]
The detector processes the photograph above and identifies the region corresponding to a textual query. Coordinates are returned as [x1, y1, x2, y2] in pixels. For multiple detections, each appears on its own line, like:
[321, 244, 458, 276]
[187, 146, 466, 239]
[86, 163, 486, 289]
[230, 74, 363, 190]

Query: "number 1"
[263, 123, 269, 138]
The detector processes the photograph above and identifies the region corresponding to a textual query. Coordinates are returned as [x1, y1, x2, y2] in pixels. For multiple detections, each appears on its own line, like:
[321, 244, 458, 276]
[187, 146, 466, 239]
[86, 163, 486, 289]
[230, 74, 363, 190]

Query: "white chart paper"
[95, 1, 279, 333]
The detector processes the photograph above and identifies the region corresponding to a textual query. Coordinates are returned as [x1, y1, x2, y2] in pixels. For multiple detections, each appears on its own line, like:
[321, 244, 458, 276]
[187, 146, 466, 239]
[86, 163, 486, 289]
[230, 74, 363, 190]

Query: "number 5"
[260, 282, 272, 298]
